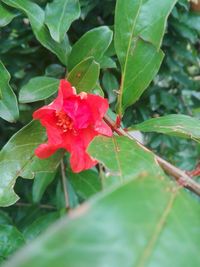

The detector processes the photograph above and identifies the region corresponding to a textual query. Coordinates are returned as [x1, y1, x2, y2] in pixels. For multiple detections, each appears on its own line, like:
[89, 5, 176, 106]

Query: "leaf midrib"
[136, 190, 178, 267]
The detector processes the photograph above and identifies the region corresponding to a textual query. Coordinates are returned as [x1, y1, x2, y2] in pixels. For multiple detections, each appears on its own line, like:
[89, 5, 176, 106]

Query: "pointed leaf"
[68, 26, 113, 71]
[45, 0, 80, 42]
[2, 0, 71, 66]
[0, 3, 18, 27]
[134, 114, 200, 142]
[0, 61, 19, 122]
[115, 0, 177, 114]
[19, 77, 59, 103]
[67, 57, 100, 93]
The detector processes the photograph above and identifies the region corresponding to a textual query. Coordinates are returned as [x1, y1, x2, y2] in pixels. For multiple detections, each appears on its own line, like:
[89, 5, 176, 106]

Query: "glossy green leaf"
[0, 225, 25, 259]
[0, 3, 18, 27]
[114, 0, 177, 114]
[0, 121, 61, 207]
[2, 0, 71, 66]
[32, 172, 56, 203]
[88, 136, 164, 187]
[67, 57, 100, 93]
[2, 175, 200, 267]
[0, 61, 19, 122]
[69, 169, 101, 200]
[23, 213, 60, 242]
[19, 77, 59, 103]
[45, 0, 80, 42]
[68, 26, 113, 71]
[134, 114, 200, 142]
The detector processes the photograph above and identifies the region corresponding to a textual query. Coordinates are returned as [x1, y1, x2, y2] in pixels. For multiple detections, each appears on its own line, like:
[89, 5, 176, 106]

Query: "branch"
[61, 159, 70, 209]
[104, 115, 200, 196]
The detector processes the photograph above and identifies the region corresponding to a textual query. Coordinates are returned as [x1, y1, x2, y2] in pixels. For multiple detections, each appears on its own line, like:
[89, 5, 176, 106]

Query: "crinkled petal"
[85, 94, 109, 121]
[52, 79, 76, 109]
[94, 120, 113, 136]
[63, 98, 91, 129]
[35, 143, 59, 159]
[70, 148, 97, 173]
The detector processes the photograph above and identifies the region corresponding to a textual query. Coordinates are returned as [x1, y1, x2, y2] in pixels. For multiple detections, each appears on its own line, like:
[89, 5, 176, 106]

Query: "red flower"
[33, 79, 112, 173]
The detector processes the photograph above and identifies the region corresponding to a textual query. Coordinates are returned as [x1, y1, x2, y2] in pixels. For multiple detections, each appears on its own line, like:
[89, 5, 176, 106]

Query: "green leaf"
[0, 225, 25, 259]
[0, 121, 61, 207]
[67, 57, 100, 93]
[45, 0, 80, 42]
[114, 0, 177, 114]
[0, 3, 18, 27]
[23, 213, 60, 242]
[68, 26, 113, 71]
[32, 172, 56, 203]
[0, 61, 19, 122]
[19, 77, 59, 103]
[2, 0, 71, 66]
[2, 175, 200, 267]
[134, 114, 200, 142]
[88, 136, 164, 188]
[69, 169, 101, 200]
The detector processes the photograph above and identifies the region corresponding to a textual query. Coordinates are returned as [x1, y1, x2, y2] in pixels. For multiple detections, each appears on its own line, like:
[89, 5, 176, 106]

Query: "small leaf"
[67, 57, 100, 93]
[19, 77, 59, 103]
[134, 114, 200, 142]
[2, 0, 71, 66]
[45, 0, 80, 42]
[88, 136, 164, 187]
[0, 121, 61, 207]
[68, 26, 113, 71]
[2, 175, 200, 267]
[0, 3, 18, 27]
[0, 61, 19, 122]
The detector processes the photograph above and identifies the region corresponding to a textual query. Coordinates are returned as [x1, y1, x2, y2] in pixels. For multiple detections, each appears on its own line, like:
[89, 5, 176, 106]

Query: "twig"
[104, 115, 200, 196]
[61, 158, 70, 209]
[15, 202, 56, 210]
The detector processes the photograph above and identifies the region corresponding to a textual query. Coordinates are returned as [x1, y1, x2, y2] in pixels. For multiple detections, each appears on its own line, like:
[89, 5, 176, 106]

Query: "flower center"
[56, 110, 73, 133]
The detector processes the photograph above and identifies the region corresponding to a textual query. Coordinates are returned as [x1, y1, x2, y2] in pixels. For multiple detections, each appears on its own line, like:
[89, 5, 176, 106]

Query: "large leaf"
[19, 77, 59, 103]
[0, 61, 19, 122]
[88, 136, 164, 187]
[68, 26, 113, 71]
[0, 3, 18, 27]
[0, 121, 61, 207]
[2, 175, 200, 267]
[45, 0, 80, 42]
[2, 0, 71, 66]
[134, 114, 200, 142]
[67, 57, 100, 93]
[114, 0, 177, 114]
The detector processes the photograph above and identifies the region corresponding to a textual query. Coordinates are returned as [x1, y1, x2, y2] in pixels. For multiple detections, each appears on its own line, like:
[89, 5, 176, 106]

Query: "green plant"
[0, 0, 200, 266]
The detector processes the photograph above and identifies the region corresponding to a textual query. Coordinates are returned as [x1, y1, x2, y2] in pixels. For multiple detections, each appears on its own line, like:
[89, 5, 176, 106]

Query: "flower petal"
[85, 94, 109, 121]
[94, 120, 113, 136]
[70, 148, 97, 173]
[35, 143, 58, 158]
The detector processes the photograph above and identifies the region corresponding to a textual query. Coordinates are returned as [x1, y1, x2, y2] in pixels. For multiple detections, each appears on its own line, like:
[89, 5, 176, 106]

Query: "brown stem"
[15, 202, 56, 210]
[61, 159, 70, 209]
[104, 115, 200, 196]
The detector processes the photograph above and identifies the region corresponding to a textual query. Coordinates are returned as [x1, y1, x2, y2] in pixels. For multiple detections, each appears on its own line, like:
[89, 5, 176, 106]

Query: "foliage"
[0, 0, 199, 266]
